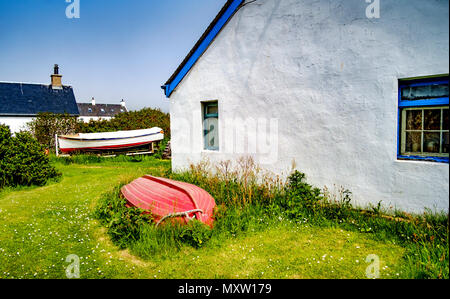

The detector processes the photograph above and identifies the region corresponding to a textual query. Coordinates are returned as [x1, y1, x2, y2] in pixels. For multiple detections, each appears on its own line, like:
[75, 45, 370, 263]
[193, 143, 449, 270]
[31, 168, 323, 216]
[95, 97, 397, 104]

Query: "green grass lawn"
[0, 159, 410, 279]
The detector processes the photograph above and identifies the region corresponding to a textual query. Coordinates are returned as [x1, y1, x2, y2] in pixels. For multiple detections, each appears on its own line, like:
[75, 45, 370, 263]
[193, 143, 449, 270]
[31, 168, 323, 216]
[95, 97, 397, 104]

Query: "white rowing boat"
[58, 127, 164, 153]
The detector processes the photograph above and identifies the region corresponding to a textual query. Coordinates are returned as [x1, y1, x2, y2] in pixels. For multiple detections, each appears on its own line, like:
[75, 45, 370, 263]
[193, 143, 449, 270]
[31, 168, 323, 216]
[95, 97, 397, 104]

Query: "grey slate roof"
[0, 82, 79, 116]
[77, 103, 127, 117]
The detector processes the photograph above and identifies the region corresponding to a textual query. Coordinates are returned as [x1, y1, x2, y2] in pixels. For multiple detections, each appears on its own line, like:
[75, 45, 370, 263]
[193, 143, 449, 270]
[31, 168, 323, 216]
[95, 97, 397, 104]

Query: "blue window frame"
[203, 101, 219, 151]
[397, 75, 449, 163]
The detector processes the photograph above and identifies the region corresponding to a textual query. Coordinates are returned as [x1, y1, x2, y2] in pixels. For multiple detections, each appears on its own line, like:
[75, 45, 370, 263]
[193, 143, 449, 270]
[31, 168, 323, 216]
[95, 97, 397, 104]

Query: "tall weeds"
[94, 157, 449, 278]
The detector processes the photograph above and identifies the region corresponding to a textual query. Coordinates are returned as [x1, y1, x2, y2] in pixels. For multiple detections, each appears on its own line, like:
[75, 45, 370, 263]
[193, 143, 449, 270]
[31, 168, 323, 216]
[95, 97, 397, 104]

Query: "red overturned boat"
[121, 175, 216, 227]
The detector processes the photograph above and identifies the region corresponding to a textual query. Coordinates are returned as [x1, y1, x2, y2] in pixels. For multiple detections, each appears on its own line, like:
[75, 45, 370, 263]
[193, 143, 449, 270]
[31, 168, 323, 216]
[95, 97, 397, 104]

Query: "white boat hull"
[58, 128, 164, 153]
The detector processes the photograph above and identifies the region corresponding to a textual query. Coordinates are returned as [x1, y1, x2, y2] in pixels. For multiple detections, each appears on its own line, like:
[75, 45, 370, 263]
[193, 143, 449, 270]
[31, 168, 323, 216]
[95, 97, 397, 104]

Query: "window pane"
[443, 132, 449, 154]
[424, 109, 441, 130]
[207, 105, 218, 115]
[423, 132, 440, 153]
[443, 109, 449, 130]
[204, 117, 218, 149]
[401, 83, 449, 101]
[406, 132, 422, 153]
[406, 110, 422, 130]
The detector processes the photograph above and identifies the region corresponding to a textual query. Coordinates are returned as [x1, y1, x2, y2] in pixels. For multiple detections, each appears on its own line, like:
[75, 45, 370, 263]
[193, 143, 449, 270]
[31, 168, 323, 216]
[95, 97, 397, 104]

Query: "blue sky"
[0, 0, 226, 112]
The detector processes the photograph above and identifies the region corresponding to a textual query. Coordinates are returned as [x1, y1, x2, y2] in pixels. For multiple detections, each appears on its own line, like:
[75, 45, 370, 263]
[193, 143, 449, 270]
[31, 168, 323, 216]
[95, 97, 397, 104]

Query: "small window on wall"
[398, 76, 449, 163]
[203, 101, 219, 151]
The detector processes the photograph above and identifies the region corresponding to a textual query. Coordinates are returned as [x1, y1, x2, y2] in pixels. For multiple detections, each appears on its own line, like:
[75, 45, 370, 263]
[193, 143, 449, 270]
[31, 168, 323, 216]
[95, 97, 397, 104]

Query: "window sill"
[202, 149, 220, 153]
[397, 155, 449, 164]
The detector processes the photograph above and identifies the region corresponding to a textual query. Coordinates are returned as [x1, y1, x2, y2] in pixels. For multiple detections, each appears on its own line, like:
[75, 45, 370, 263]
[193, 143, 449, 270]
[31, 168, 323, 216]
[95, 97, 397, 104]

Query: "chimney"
[91, 97, 96, 106]
[120, 99, 126, 108]
[51, 64, 63, 89]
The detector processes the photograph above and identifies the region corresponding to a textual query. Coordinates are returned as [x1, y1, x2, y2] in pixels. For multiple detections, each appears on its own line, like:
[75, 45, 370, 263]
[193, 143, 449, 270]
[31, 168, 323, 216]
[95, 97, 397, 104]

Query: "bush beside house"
[27, 112, 79, 153]
[77, 108, 170, 138]
[0, 124, 60, 188]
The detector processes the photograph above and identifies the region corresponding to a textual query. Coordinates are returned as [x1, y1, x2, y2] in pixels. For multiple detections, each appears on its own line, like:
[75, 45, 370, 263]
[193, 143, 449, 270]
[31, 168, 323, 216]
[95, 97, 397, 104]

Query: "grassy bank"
[0, 156, 447, 279]
[95, 158, 448, 279]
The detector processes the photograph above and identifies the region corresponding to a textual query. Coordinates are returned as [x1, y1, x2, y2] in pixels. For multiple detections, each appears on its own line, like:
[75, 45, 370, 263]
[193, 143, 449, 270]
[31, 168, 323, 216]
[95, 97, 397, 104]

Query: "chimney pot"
[51, 64, 63, 89]
[91, 97, 96, 106]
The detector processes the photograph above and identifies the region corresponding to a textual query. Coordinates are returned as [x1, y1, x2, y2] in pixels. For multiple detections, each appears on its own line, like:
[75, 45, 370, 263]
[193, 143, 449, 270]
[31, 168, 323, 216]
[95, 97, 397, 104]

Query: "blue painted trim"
[399, 97, 449, 108]
[397, 88, 401, 157]
[398, 155, 449, 164]
[397, 76, 449, 163]
[399, 80, 449, 88]
[162, 0, 244, 98]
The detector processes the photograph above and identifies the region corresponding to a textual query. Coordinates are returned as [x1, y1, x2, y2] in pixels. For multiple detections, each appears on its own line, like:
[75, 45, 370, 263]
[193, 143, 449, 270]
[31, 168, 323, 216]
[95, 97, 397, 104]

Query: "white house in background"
[161, 0, 449, 213]
[0, 65, 79, 133]
[77, 98, 127, 123]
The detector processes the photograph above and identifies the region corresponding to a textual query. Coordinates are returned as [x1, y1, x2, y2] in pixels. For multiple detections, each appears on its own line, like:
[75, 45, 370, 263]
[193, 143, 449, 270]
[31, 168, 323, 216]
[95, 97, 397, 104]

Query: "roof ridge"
[0, 81, 73, 88]
[77, 103, 124, 106]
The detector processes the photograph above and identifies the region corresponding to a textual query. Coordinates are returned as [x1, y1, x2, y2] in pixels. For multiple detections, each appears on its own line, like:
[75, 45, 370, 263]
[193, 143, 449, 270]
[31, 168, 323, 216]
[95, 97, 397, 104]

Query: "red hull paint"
[121, 176, 216, 226]
[60, 141, 153, 153]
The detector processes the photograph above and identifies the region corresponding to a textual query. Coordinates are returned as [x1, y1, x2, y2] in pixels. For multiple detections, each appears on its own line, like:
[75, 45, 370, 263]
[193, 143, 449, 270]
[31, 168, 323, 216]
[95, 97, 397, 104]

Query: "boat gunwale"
[59, 131, 163, 142]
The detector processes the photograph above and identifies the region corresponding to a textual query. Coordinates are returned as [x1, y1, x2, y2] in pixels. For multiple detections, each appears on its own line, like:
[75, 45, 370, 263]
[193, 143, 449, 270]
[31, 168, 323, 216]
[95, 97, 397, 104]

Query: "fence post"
[55, 134, 59, 157]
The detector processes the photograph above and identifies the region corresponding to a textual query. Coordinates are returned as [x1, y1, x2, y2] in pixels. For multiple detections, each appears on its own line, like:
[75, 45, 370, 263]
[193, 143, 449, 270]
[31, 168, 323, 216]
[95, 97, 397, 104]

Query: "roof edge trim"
[161, 0, 244, 98]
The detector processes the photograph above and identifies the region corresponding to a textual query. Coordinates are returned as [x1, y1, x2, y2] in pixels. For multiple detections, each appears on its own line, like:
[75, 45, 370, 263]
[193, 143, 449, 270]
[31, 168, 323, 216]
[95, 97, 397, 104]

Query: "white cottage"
[161, 0, 449, 213]
[0, 65, 79, 133]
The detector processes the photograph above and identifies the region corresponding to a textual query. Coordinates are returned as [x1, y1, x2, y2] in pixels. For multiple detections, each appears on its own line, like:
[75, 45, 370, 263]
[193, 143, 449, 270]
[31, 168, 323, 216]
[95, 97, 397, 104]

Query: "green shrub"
[0, 125, 60, 188]
[27, 112, 78, 153]
[178, 220, 212, 248]
[153, 138, 170, 159]
[282, 170, 323, 218]
[76, 108, 170, 139]
[94, 186, 153, 248]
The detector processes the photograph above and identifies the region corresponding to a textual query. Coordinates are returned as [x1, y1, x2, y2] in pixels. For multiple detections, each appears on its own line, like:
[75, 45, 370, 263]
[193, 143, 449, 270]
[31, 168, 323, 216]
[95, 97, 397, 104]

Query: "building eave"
[161, 0, 244, 98]
[0, 113, 80, 117]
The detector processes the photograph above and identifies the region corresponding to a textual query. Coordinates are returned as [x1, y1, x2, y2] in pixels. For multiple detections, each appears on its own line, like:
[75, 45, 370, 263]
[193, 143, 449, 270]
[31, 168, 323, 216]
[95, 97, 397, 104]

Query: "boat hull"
[58, 128, 164, 153]
[121, 175, 216, 227]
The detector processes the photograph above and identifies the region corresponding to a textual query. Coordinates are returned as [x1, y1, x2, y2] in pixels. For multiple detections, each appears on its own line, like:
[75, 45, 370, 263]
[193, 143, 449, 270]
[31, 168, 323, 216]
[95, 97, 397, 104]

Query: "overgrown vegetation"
[94, 157, 449, 279]
[0, 124, 60, 188]
[27, 112, 79, 152]
[78, 108, 170, 139]
[52, 153, 158, 165]
[27, 108, 170, 152]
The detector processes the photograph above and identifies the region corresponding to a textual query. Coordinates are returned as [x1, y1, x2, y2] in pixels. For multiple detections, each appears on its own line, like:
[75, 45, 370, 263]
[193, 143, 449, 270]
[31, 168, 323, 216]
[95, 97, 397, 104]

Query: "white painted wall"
[0, 116, 113, 132]
[169, 0, 449, 213]
[0, 116, 34, 133]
